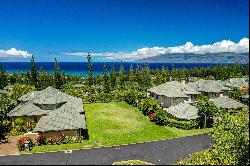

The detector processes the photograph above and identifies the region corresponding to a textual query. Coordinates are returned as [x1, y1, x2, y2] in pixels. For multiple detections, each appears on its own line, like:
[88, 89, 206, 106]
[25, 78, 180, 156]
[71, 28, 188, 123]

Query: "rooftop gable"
[164, 102, 199, 120]
[148, 81, 199, 98]
[187, 79, 229, 93]
[210, 96, 245, 109]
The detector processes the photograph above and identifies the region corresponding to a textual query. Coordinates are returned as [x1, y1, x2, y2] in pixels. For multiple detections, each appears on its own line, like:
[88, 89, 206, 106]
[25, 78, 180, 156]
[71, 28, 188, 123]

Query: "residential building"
[186, 79, 230, 99]
[210, 96, 245, 110]
[164, 102, 199, 120]
[7, 86, 87, 138]
[147, 81, 200, 108]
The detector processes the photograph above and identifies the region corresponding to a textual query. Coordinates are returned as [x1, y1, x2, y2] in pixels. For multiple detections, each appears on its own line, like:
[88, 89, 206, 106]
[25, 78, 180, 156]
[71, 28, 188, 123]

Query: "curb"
[0, 153, 21, 157]
[0, 133, 211, 157]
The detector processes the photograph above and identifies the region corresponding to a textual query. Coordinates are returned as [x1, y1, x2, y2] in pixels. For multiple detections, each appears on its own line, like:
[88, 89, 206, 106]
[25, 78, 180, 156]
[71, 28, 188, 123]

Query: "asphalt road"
[0, 134, 214, 165]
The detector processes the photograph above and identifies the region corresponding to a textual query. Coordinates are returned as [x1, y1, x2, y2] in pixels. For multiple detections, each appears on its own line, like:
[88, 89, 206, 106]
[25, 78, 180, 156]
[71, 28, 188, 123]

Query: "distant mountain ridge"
[136, 52, 249, 63]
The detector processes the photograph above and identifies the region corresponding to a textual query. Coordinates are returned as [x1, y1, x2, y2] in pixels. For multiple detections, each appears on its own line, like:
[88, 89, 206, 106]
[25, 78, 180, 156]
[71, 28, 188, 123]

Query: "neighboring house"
[187, 77, 199, 82]
[3, 84, 14, 92]
[164, 102, 199, 120]
[72, 84, 85, 89]
[7, 86, 87, 138]
[209, 96, 245, 110]
[186, 79, 230, 99]
[147, 81, 200, 108]
[0, 89, 8, 95]
[227, 77, 249, 88]
[241, 94, 249, 104]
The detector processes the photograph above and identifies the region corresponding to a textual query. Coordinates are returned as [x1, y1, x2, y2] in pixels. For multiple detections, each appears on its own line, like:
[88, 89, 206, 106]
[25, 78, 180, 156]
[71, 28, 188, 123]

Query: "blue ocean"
[0, 62, 233, 77]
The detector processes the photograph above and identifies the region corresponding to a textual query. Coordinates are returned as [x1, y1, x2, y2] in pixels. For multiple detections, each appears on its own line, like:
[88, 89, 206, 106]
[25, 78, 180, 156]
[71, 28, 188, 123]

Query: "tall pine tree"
[110, 61, 116, 89]
[129, 64, 134, 82]
[0, 65, 7, 89]
[118, 60, 125, 89]
[26, 70, 31, 84]
[30, 55, 38, 87]
[87, 52, 94, 87]
[38, 66, 48, 90]
[54, 58, 63, 89]
[103, 63, 110, 93]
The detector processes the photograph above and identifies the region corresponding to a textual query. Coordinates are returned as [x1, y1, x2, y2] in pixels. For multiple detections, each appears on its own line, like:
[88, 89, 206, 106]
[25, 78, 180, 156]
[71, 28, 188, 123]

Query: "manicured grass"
[31, 102, 212, 152]
[112, 160, 154, 165]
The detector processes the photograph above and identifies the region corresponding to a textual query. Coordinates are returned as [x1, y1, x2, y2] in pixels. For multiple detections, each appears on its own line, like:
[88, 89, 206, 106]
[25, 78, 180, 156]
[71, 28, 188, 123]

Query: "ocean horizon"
[0, 62, 235, 77]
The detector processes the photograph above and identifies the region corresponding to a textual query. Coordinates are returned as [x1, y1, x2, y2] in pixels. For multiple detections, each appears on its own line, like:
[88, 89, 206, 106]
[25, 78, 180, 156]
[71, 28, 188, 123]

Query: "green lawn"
[112, 160, 154, 165]
[30, 102, 212, 153]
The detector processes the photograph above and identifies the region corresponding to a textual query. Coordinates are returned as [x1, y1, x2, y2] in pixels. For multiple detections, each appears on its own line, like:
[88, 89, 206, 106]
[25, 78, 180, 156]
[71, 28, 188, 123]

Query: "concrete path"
[0, 136, 21, 156]
[0, 134, 214, 165]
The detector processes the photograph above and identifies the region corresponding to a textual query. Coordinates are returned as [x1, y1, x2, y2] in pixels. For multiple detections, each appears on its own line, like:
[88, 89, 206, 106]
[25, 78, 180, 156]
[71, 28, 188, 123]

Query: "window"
[34, 117, 38, 123]
[156, 95, 159, 99]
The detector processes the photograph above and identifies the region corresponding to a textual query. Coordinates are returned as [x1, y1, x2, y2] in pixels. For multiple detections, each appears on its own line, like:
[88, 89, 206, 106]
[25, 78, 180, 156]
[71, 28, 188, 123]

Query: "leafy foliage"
[166, 119, 199, 130]
[87, 52, 94, 87]
[0, 84, 36, 137]
[30, 55, 38, 88]
[154, 109, 168, 126]
[179, 107, 249, 165]
[53, 58, 63, 89]
[17, 137, 35, 151]
[196, 96, 221, 128]
[0, 65, 8, 89]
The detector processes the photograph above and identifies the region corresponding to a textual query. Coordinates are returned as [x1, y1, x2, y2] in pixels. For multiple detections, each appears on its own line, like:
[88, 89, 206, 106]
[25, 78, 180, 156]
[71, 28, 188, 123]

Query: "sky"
[0, 0, 249, 62]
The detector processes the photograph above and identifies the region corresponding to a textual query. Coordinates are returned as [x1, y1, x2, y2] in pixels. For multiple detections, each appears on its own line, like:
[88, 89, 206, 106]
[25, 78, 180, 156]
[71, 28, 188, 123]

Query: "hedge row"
[166, 118, 199, 130]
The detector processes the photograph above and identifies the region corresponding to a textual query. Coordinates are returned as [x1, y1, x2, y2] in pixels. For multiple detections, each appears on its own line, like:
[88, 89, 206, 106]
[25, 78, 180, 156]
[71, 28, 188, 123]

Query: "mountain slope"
[136, 53, 249, 63]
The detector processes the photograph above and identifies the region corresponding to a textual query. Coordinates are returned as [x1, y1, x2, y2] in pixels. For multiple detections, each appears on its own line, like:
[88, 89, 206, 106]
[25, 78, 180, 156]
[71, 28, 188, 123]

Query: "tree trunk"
[203, 113, 207, 128]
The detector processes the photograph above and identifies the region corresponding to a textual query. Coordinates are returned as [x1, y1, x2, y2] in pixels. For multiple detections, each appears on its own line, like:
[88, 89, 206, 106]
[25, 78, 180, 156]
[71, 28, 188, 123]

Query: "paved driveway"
[0, 136, 21, 156]
[0, 134, 214, 165]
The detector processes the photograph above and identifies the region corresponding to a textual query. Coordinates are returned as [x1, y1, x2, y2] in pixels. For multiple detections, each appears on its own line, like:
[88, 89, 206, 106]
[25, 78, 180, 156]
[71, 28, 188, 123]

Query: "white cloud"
[0, 48, 32, 59]
[65, 37, 249, 61]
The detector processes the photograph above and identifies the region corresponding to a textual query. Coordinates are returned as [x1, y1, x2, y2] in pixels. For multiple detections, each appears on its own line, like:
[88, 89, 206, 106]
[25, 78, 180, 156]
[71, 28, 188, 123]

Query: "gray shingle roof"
[72, 84, 85, 88]
[3, 85, 14, 91]
[148, 81, 200, 98]
[164, 102, 199, 120]
[7, 102, 50, 117]
[210, 96, 245, 109]
[241, 94, 249, 99]
[187, 79, 230, 93]
[0, 89, 8, 94]
[32, 87, 70, 105]
[227, 78, 249, 88]
[7, 86, 86, 132]
[33, 100, 86, 132]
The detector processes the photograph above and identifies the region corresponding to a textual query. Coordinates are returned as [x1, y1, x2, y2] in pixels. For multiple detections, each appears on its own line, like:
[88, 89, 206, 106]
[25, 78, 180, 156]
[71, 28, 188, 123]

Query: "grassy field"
[112, 160, 154, 165]
[30, 102, 212, 153]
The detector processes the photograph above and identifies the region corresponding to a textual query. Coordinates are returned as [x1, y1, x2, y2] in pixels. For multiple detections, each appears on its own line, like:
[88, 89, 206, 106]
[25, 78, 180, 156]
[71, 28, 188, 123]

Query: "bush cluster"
[35, 133, 83, 146]
[17, 137, 35, 151]
[17, 133, 84, 151]
[178, 107, 249, 165]
[166, 119, 199, 130]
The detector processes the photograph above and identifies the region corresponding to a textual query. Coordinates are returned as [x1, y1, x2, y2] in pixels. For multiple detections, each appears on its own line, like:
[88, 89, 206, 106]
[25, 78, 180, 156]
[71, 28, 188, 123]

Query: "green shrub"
[138, 98, 161, 116]
[154, 109, 168, 126]
[9, 84, 36, 100]
[178, 107, 249, 165]
[166, 119, 199, 130]
[17, 137, 35, 151]
[15, 118, 24, 126]
[9, 128, 21, 136]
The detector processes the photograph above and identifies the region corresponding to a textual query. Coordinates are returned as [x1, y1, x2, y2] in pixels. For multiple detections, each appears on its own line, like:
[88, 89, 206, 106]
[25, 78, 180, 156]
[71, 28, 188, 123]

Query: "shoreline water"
[0, 62, 237, 77]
